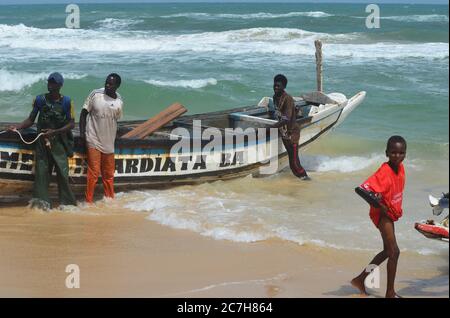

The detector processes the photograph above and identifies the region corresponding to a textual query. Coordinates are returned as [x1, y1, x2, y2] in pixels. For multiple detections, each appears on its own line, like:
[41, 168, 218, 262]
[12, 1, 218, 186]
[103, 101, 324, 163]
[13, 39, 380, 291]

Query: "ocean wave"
[351, 14, 449, 23]
[383, 14, 449, 23]
[124, 192, 376, 251]
[0, 24, 447, 60]
[94, 18, 144, 30]
[64, 73, 88, 80]
[144, 78, 218, 89]
[119, 170, 444, 256]
[122, 184, 350, 248]
[161, 11, 333, 19]
[124, 187, 285, 243]
[0, 69, 45, 92]
[0, 69, 87, 92]
[302, 154, 386, 173]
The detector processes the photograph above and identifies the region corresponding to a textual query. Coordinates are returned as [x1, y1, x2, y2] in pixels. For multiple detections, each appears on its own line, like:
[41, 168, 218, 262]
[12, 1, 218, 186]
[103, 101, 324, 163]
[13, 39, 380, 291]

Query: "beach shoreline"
[0, 207, 447, 298]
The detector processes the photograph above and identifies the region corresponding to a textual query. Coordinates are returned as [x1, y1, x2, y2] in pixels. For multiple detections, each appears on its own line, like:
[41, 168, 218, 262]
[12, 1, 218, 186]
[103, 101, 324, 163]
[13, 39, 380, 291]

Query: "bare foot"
[351, 276, 369, 296]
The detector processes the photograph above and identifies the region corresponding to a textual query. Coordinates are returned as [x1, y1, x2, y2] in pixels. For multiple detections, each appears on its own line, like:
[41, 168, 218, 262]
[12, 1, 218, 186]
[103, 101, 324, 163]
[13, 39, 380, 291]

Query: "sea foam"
[302, 154, 386, 173]
[0, 69, 87, 92]
[0, 24, 447, 60]
[161, 11, 333, 19]
[144, 78, 218, 89]
[383, 14, 449, 23]
[94, 18, 144, 30]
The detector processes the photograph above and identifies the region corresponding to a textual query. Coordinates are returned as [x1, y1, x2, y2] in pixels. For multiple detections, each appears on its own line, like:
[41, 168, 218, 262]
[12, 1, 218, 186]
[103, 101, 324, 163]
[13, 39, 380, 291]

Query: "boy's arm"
[355, 187, 382, 208]
[381, 197, 403, 218]
[361, 166, 388, 193]
[359, 166, 390, 214]
[378, 202, 390, 217]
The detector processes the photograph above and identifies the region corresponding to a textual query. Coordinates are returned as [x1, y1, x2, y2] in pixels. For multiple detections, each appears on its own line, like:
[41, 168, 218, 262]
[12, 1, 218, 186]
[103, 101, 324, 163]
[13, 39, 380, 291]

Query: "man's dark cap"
[48, 72, 64, 85]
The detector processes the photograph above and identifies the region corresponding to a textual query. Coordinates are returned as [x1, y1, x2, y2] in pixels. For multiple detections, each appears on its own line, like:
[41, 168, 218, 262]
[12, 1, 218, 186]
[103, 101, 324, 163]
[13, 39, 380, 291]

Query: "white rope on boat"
[0, 129, 45, 145]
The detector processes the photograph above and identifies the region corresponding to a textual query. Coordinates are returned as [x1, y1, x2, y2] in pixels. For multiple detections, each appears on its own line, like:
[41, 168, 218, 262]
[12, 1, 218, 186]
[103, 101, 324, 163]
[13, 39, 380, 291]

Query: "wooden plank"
[132, 105, 186, 139]
[134, 106, 187, 139]
[124, 103, 184, 138]
[122, 103, 187, 139]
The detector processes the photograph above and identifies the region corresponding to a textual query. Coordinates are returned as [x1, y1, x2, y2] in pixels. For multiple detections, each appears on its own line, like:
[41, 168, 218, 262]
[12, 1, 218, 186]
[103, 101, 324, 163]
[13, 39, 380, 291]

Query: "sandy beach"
[0, 205, 447, 298]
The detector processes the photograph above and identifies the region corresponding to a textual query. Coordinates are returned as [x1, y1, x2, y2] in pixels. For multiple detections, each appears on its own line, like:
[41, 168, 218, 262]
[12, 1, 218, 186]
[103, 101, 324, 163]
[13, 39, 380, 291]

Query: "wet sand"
[0, 206, 448, 298]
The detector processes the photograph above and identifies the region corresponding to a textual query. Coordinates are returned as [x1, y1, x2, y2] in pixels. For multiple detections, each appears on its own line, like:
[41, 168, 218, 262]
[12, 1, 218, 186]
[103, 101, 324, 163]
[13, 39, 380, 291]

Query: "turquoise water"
[0, 3, 448, 253]
[0, 3, 448, 145]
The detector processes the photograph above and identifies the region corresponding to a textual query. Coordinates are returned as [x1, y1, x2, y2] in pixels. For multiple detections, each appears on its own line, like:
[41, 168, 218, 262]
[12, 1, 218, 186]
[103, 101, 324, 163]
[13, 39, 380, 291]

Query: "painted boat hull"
[0, 92, 366, 195]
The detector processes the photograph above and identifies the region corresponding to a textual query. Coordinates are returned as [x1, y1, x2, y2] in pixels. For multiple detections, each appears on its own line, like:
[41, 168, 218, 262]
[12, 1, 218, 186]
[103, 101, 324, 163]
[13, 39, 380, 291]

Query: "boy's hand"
[380, 203, 389, 216]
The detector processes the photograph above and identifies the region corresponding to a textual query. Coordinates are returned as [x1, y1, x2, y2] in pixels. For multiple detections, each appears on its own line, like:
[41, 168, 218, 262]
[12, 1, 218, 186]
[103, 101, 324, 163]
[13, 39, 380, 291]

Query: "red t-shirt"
[360, 162, 405, 227]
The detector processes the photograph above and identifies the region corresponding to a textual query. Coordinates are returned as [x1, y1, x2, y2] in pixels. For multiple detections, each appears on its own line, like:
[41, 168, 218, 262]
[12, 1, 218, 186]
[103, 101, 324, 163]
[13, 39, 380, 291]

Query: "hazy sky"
[0, 0, 448, 5]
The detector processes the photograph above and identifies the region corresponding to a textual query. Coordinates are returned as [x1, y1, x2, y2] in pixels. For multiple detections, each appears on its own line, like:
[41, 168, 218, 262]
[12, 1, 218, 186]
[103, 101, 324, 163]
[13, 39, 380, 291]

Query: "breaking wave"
[302, 154, 386, 173]
[94, 18, 144, 30]
[0, 24, 447, 60]
[161, 11, 333, 19]
[351, 14, 449, 23]
[144, 78, 218, 89]
[0, 69, 87, 92]
[383, 14, 449, 23]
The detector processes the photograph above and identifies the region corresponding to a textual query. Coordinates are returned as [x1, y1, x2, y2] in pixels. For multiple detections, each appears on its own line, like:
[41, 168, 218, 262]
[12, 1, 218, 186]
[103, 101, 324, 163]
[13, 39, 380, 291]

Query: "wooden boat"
[0, 91, 366, 197]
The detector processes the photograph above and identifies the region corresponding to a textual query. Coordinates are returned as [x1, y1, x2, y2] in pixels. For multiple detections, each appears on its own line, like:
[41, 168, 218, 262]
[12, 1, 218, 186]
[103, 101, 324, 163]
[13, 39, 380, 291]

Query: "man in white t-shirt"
[79, 73, 123, 203]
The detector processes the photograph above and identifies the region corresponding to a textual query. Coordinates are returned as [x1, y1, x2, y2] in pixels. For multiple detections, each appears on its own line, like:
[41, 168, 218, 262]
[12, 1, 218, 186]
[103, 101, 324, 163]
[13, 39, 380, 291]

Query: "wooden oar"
[122, 102, 187, 139]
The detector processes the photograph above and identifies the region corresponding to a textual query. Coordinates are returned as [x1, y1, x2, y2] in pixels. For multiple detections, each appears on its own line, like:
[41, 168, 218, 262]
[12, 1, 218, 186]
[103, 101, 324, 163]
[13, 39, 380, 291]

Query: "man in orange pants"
[79, 74, 123, 203]
[85, 147, 116, 202]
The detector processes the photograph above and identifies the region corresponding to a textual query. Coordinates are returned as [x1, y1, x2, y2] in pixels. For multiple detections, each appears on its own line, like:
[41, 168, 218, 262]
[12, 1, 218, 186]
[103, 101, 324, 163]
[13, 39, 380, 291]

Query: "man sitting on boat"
[271, 74, 309, 180]
[8, 72, 77, 210]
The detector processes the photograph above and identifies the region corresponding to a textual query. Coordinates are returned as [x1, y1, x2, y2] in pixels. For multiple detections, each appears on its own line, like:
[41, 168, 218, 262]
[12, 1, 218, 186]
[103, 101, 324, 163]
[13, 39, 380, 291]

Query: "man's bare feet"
[351, 276, 369, 296]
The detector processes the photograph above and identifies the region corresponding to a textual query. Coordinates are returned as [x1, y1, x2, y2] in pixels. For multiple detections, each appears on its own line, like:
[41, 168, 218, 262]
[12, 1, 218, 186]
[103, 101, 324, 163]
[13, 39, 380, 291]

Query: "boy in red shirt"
[351, 136, 407, 298]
